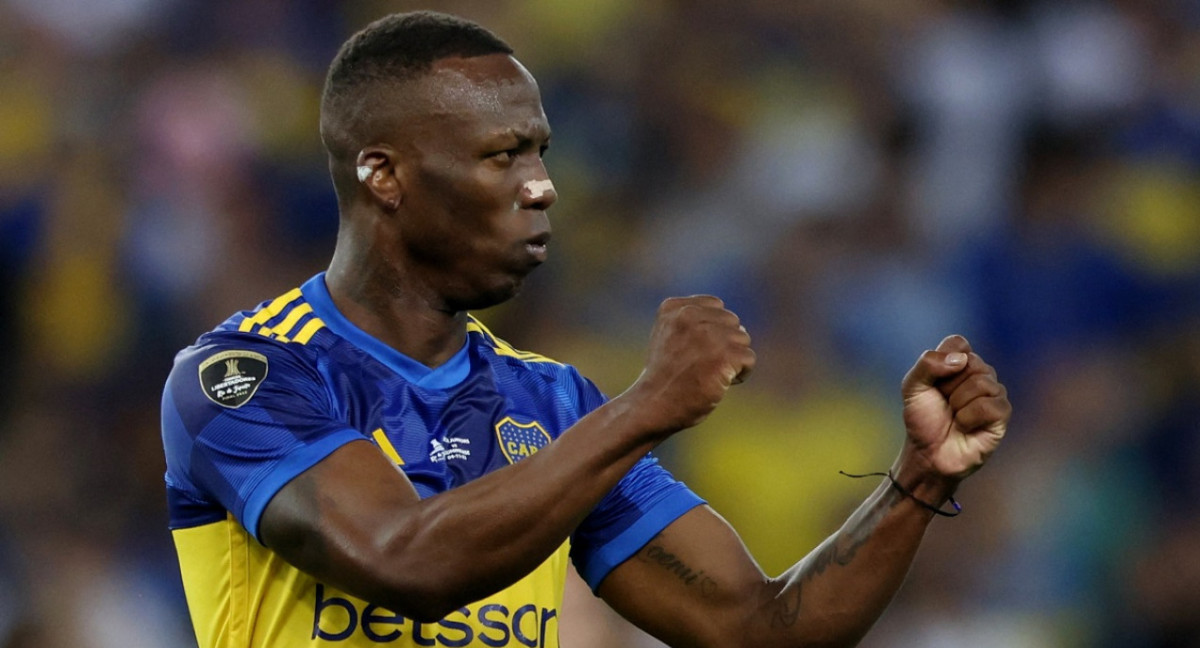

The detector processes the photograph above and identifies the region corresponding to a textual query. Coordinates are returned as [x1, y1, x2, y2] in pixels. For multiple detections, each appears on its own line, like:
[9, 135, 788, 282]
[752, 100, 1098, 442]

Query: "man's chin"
[449, 278, 525, 312]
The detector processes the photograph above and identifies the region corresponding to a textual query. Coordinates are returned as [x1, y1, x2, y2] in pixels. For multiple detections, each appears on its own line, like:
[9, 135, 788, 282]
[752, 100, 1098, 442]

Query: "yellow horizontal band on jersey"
[173, 516, 569, 647]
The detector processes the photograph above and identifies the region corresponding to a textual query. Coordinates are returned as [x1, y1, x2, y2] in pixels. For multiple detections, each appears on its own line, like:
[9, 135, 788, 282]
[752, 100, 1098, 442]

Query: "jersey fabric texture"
[161, 273, 704, 648]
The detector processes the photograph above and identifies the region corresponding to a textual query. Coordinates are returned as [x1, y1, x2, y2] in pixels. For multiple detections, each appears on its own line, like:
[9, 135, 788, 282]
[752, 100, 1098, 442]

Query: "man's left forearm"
[760, 472, 946, 648]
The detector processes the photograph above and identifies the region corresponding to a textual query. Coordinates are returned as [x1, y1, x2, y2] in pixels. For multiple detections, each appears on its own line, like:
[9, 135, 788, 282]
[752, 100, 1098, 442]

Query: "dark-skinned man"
[161, 11, 1010, 648]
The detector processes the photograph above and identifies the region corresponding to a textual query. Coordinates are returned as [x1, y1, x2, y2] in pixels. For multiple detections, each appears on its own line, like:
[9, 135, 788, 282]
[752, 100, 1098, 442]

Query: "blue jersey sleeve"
[161, 333, 364, 541]
[571, 455, 705, 591]
[564, 371, 706, 591]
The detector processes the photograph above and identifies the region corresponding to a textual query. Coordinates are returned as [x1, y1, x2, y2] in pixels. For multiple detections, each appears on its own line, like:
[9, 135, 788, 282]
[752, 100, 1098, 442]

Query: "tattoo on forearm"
[771, 584, 802, 628]
[638, 539, 718, 597]
[769, 494, 901, 628]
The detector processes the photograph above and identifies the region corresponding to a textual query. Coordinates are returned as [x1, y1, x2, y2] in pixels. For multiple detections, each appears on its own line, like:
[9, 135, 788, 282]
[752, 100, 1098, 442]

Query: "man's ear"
[355, 146, 402, 212]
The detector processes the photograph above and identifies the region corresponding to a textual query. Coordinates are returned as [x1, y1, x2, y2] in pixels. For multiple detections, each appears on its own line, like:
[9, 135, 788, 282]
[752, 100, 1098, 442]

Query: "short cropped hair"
[320, 11, 513, 165]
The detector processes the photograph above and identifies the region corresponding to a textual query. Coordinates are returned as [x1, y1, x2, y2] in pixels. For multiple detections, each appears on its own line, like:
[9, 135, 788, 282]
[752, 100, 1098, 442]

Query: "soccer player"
[160, 11, 1010, 648]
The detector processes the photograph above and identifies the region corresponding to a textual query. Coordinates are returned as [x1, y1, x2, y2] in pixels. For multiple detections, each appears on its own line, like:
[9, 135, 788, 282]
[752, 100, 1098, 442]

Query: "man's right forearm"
[262, 388, 667, 622]
[381, 391, 667, 612]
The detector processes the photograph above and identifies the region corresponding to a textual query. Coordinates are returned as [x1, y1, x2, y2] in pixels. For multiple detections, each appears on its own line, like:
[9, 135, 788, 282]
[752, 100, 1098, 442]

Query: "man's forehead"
[415, 54, 541, 116]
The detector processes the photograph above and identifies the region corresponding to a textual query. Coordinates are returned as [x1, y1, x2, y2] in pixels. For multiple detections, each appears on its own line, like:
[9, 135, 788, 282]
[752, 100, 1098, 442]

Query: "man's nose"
[519, 175, 557, 211]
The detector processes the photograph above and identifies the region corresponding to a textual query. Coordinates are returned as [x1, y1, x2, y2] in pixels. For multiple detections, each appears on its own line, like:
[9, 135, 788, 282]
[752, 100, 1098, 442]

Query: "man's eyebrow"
[487, 125, 552, 144]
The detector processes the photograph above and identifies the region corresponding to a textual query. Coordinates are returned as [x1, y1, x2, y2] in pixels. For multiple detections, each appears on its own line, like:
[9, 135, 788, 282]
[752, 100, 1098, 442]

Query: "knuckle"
[981, 398, 1008, 419]
[919, 350, 941, 366]
[675, 302, 709, 318]
[688, 294, 724, 307]
[968, 353, 995, 373]
[968, 374, 998, 393]
[659, 296, 693, 314]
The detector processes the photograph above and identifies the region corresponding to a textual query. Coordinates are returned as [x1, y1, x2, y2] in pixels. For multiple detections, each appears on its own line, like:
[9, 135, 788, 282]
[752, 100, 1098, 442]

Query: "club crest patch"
[495, 417, 551, 464]
[198, 350, 268, 408]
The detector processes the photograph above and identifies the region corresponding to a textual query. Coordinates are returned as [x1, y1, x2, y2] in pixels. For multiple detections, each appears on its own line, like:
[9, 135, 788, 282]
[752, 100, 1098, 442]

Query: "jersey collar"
[300, 273, 472, 390]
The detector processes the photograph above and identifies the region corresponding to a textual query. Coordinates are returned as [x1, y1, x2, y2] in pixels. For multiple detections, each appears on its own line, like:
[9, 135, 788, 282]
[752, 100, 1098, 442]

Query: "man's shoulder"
[465, 315, 609, 415]
[215, 282, 330, 347]
[465, 315, 565, 369]
[464, 315, 598, 386]
[176, 280, 334, 362]
[166, 281, 338, 402]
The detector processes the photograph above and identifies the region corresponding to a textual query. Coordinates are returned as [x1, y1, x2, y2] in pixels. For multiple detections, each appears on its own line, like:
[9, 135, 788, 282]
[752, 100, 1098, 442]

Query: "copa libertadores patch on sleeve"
[198, 350, 269, 408]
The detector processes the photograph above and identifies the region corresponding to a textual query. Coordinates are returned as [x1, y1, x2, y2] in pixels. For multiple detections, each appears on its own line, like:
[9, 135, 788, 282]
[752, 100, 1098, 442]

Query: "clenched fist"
[899, 335, 1010, 482]
[624, 296, 756, 437]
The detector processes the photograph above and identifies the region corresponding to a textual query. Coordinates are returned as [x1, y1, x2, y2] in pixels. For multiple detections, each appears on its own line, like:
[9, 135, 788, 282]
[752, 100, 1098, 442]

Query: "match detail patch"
[198, 350, 269, 408]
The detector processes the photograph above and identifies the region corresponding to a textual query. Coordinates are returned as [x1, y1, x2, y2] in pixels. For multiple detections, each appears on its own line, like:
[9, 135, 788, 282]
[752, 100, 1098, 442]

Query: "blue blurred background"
[1, 0, 1199, 646]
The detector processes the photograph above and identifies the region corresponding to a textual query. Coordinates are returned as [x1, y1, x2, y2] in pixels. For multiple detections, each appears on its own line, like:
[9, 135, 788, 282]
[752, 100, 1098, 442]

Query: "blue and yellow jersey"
[161, 273, 703, 648]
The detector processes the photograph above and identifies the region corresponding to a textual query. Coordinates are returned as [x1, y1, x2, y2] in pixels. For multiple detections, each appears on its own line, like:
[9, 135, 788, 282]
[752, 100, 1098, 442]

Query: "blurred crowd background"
[1, 0, 1199, 646]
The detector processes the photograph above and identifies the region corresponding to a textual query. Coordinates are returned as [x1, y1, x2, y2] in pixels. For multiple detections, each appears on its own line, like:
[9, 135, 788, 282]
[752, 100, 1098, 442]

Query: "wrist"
[611, 378, 686, 442]
[603, 387, 679, 448]
[890, 447, 960, 510]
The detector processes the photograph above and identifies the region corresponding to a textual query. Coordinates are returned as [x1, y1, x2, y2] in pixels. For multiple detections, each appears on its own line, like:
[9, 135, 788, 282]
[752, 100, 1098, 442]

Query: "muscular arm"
[260, 393, 658, 621]
[600, 336, 1009, 647]
[258, 296, 755, 622]
[599, 463, 945, 647]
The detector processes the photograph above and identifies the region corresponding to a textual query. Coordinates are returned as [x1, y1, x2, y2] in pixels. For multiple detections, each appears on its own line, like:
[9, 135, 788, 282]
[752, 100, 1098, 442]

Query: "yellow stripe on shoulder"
[267, 303, 313, 339]
[467, 316, 561, 364]
[235, 288, 326, 345]
[291, 318, 325, 344]
[237, 288, 303, 333]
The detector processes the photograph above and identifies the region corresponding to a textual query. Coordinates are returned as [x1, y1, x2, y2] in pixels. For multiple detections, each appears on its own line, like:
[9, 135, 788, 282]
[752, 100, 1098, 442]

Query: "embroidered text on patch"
[198, 350, 269, 408]
[429, 436, 471, 463]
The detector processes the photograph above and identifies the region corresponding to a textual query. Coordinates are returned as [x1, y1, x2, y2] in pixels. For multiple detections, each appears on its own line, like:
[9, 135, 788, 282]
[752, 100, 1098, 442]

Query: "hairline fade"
[319, 11, 514, 166]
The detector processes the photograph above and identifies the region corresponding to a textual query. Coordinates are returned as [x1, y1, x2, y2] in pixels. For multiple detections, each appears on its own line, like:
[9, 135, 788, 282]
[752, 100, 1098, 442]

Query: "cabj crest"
[495, 417, 551, 464]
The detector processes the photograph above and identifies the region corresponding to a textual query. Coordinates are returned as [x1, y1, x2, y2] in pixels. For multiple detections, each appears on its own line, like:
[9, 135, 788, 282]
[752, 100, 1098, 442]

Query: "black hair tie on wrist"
[839, 470, 961, 518]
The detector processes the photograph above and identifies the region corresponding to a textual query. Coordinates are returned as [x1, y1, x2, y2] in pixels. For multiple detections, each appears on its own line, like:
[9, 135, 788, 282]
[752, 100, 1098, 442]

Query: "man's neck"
[325, 249, 468, 370]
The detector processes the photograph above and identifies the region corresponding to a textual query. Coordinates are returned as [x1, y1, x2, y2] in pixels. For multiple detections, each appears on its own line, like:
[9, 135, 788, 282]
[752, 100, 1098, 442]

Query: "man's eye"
[491, 149, 518, 161]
